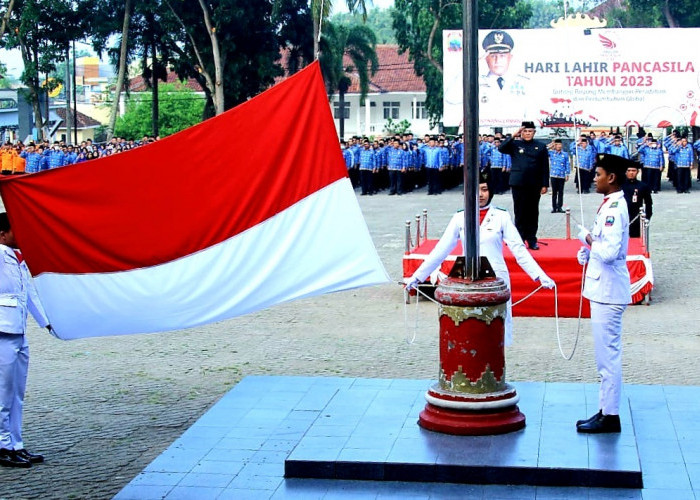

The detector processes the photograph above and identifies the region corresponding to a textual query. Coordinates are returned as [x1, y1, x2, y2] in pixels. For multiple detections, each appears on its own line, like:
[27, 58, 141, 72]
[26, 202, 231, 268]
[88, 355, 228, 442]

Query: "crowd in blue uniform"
[341, 132, 513, 197]
[6, 136, 158, 175]
[342, 127, 700, 206]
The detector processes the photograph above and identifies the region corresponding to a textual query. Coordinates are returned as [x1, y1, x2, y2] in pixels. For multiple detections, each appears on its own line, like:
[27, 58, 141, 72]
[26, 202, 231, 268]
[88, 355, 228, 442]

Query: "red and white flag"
[0, 62, 389, 339]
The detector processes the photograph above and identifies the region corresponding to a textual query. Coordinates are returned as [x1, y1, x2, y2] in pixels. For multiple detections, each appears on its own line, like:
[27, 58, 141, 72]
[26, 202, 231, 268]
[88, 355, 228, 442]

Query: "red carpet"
[403, 238, 653, 318]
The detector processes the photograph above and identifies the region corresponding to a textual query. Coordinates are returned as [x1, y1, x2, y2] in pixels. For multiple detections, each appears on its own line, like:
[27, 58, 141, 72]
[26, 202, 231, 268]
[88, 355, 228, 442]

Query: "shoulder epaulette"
[494, 206, 507, 211]
[456, 209, 464, 213]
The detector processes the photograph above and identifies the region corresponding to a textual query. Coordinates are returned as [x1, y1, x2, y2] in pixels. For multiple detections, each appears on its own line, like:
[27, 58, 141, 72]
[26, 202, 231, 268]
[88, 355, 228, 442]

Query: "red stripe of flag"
[0, 62, 345, 276]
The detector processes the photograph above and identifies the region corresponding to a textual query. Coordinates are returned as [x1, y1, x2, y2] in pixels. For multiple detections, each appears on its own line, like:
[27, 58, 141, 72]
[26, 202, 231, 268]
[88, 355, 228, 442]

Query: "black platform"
[285, 380, 643, 488]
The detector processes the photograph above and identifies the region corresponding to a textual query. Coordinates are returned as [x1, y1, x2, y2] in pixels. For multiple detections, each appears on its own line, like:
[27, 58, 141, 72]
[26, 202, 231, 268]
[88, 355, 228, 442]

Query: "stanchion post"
[644, 219, 651, 252]
[405, 220, 412, 254]
[415, 214, 422, 248]
[565, 208, 571, 239]
[423, 209, 428, 243]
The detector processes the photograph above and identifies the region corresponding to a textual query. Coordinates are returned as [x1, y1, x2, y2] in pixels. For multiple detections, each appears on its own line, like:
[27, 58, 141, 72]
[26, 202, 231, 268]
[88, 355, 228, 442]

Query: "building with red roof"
[328, 45, 437, 138]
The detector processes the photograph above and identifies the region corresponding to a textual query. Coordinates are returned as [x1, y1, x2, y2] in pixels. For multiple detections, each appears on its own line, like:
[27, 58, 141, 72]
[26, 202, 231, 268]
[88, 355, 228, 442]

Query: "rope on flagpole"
[399, 277, 582, 360]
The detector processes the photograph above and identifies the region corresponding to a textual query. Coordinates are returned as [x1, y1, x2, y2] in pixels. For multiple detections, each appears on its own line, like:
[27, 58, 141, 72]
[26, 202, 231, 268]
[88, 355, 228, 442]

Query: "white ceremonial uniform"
[411, 206, 547, 346]
[0, 245, 49, 451]
[583, 190, 631, 416]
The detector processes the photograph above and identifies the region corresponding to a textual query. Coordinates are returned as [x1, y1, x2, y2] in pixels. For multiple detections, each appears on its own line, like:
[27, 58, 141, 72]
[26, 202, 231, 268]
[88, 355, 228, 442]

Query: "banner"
[443, 28, 700, 128]
[0, 62, 389, 339]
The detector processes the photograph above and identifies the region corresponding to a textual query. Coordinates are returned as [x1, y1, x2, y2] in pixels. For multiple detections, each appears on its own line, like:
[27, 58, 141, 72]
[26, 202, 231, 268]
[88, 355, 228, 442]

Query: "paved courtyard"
[0, 176, 696, 498]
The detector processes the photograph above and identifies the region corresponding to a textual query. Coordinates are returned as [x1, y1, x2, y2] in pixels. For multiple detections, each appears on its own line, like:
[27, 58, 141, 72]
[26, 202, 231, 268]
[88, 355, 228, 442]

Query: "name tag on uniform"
[605, 216, 615, 226]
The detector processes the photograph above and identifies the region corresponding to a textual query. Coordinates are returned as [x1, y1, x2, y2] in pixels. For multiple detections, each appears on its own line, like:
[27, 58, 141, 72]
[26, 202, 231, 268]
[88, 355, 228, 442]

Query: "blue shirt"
[608, 144, 629, 159]
[48, 150, 65, 169]
[669, 144, 694, 167]
[574, 146, 595, 170]
[64, 152, 78, 165]
[386, 147, 405, 171]
[489, 148, 511, 169]
[453, 142, 464, 166]
[358, 148, 376, 170]
[639, 145, 664, 168]
[342, 148, 353, 169]
[24, 152, 43, 173]
[548, 150, 570, 178]
[423, 146, 443, 169]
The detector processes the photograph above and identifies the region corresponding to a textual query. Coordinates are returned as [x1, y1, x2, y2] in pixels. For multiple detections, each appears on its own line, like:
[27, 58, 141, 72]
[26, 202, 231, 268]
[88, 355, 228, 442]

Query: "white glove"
[577, 246, 590, 265]
[577, 224, 591, 247]
[539, 275, 555, 289]
[405, 276, 420, 291]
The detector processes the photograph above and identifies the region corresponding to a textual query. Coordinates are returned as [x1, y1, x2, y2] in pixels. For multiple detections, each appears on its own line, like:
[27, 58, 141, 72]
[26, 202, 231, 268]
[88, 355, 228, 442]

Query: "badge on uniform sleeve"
[605, 216, 615, 226]
[610, 201, 618, 208]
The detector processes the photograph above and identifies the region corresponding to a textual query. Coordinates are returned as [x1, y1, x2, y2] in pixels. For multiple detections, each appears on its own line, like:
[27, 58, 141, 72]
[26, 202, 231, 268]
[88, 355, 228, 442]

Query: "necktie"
[497, 77, 504, 90]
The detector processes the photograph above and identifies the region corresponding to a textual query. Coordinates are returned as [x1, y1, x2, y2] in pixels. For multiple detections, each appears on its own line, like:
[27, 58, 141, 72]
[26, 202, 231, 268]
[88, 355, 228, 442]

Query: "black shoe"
[577, 414, 621, 433]
[529, 242, 540, 250]
[551, 209, 557, 213]
[15, 449, 43, 464]
[576, 410, 602, 427]
[0, 448, 31, 468]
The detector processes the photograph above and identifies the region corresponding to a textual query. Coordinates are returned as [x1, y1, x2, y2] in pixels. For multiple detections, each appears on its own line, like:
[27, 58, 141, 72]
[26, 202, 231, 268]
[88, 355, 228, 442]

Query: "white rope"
[402, 284, 439, 345]
[400, 278, 582, 360]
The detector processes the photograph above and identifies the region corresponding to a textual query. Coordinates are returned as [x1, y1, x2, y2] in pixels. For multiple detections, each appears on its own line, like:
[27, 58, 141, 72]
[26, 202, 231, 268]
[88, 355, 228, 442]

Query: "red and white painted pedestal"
[418, 276, 526, 435]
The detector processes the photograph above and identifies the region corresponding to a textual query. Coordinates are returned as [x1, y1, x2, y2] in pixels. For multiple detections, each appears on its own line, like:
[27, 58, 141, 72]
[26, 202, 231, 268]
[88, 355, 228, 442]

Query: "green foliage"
[383, 117, 412, 135]
[114, 83, 205, 139]
[320, 22, 378, 101]
[332, 7, 397, 44]
[392, 0, 532, 126]
[526, 0, 566, 28]
[165, 0, 283, 115]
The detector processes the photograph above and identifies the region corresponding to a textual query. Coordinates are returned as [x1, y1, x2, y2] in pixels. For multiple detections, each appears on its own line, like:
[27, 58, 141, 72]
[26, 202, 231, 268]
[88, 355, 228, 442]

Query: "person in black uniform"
[498, 120, 550, 250]
[622, 163, 652, 238]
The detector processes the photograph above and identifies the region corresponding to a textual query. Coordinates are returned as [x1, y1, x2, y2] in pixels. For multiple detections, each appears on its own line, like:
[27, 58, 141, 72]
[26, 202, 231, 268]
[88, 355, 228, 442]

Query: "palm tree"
[319, 22, 377, 140]
[311, 0, 370, 58]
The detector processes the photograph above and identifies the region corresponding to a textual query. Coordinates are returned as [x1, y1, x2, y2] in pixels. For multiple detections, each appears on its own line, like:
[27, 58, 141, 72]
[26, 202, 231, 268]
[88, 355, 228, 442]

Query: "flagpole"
[418, 0, 526, 435]
[462, 0, 480, 280]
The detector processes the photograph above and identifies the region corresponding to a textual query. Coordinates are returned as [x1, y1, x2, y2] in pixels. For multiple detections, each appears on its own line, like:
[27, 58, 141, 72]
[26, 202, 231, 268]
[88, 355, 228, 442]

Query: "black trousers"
[389, 170, 403, 194]
[491, 167, 503, 194]
[643, 168, 661, 192]
[551, 177, 565, 210]
[511, 185, 542, 246]
[677, 167, 691, 193]
[427, 168, 441, 194]
[360, 169, 374, 194]
[579, 168, 593, 192]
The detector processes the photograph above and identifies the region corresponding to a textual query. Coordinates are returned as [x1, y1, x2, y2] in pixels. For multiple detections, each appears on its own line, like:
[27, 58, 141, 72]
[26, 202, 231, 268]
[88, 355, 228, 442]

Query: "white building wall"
[331, 91, 439, 139]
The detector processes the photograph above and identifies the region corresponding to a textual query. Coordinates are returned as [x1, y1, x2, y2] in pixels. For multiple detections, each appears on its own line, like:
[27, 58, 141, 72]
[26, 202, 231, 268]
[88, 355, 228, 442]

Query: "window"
[383, 101, 400, 120]
[334, 102, 350, 119]
[414, 102, 428, 120]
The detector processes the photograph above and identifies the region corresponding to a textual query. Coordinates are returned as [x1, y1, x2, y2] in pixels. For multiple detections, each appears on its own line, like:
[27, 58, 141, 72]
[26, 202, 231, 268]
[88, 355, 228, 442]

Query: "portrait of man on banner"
[479, 29, 531, 126]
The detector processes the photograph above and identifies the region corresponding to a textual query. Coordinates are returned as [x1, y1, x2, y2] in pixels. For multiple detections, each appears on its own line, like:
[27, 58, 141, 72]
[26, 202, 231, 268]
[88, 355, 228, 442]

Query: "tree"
[0, 0, 15, 39]
[114, 82, 205, 138]
[319, 21, 378, 140]
[164, 0, 282, 116]
[107, 0, 132, 140]
[310, 0, 370, 58]
[527, 0, 567, 29]
[604, 0, 700, 28]
[392, 0, 532, 125]
[1, 0, 92, 138]
[332, 6, 397, 44]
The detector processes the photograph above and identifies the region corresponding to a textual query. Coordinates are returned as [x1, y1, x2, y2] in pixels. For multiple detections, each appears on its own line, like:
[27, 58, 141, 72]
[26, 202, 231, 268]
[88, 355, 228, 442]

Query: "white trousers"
[0, 333, 28, 450]
[590, 301, 626, 415]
